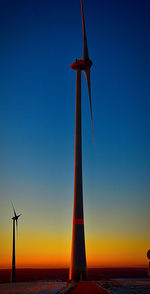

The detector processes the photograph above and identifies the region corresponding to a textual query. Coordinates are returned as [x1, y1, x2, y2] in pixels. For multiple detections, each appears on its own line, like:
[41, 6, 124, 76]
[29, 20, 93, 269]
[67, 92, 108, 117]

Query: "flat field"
[0, 280, 150, 294]
[98, 280, 150, 294]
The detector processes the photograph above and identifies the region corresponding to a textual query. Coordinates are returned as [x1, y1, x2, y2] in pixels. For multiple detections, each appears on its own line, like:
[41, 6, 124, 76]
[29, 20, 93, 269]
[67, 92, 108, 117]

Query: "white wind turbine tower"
[69, 0, 94, 281]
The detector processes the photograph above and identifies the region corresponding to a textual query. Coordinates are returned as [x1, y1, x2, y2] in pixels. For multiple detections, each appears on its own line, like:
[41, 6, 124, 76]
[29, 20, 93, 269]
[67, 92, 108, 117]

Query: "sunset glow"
[0, 0, 150, 271]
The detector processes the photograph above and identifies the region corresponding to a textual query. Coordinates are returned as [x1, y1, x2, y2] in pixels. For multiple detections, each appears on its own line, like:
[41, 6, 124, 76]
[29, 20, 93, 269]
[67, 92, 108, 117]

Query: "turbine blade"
[16, 219, 18, 238]
[80, 0, 89, 60]
[84, 68, 95, 144]
[11, 200, 17, 218]
[16, 214, 21, 238]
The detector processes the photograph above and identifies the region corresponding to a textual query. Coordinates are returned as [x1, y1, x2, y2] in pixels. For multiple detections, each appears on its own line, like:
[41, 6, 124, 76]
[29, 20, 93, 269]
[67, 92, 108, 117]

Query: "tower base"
[70, 266, 87, 281]
[11, 267, 16, 283]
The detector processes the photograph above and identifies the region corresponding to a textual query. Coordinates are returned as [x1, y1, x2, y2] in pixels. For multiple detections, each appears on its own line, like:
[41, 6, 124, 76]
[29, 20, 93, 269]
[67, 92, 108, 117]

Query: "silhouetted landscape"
[0, 268, 148, 283]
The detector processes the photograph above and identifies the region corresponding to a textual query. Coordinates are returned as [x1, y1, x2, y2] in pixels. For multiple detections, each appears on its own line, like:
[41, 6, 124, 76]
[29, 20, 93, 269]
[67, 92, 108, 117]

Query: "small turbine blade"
[84, 68, 95, 144]
[16, 214, 21, 238]
[81, 0, 89, 60]
[16, 218, 18, 238]
[11, 200, 17, 218]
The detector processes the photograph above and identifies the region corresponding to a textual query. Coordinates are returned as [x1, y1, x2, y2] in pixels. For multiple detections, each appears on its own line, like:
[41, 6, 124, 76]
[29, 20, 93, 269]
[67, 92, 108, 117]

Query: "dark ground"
[0, 268, 148, 283]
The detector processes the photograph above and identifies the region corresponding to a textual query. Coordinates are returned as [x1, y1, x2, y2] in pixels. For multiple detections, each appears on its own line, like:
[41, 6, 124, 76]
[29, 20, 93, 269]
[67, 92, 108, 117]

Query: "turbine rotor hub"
[71, 58, 92, 71]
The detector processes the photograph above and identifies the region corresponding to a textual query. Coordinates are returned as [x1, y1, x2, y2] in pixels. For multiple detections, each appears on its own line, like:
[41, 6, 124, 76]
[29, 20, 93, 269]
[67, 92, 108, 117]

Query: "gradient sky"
[0, 0, 150, 269]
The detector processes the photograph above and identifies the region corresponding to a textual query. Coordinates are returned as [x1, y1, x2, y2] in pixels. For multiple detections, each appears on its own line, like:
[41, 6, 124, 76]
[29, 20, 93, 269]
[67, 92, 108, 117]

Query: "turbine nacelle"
[11, 201, 21, 221]
[12, 214, 21, 221]
[11, 201, 22, 235]
[71, 58, 93, 71]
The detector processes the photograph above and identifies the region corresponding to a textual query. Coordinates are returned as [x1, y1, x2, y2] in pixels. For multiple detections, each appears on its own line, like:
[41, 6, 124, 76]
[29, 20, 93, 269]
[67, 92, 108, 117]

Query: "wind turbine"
[11, 201, 21, 282]
[69, 0, 94, 281]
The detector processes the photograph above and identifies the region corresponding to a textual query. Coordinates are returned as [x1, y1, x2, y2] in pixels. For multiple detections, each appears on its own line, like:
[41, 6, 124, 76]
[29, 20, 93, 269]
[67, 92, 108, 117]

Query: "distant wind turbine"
[11, 201, 21, 282]
[69, 0, 94, 281]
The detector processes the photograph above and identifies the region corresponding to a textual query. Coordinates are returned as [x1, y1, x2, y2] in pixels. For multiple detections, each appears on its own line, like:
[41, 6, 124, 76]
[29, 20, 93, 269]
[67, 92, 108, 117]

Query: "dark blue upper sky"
[0, 0, 150, 267]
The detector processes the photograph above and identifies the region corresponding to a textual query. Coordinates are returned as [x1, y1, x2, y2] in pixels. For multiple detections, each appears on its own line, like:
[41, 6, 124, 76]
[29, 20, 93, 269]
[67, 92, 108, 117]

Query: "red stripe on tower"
[73, 218, 84, 225]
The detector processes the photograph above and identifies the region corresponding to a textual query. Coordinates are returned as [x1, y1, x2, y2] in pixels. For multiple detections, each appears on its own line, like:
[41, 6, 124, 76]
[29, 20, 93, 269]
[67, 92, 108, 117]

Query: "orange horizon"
[0, 265, 148, 270]
[1, 221, 149, 271]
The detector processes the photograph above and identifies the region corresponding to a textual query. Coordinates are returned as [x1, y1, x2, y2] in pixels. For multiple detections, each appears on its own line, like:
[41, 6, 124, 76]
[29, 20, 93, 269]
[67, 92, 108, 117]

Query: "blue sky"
[0, 0, 150, 268]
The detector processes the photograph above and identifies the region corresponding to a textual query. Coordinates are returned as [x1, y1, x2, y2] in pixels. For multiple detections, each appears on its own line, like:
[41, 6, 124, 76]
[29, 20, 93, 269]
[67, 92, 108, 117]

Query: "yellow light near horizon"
[0, 216, 149, 270]
[86, 235, 148, 268]
[1, 229, 148, 269]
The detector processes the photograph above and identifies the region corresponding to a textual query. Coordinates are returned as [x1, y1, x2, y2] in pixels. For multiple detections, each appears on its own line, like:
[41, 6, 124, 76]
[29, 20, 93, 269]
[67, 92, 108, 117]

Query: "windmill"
[69, 0, 94, 281]
[11, 201, 21, 282]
